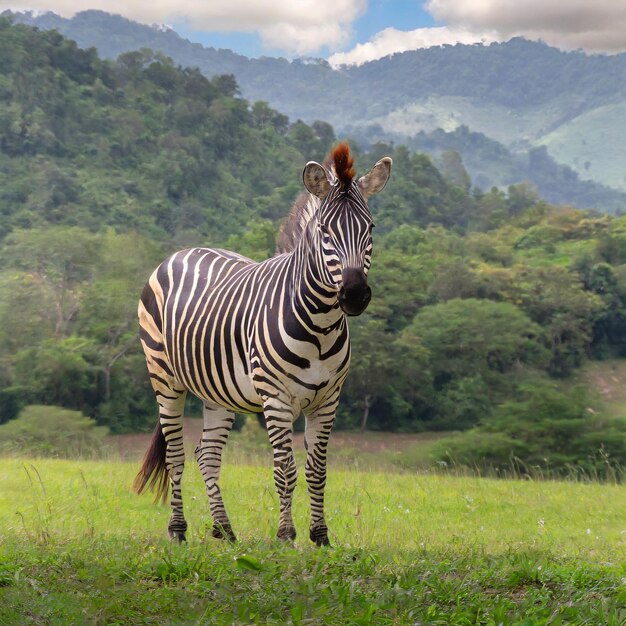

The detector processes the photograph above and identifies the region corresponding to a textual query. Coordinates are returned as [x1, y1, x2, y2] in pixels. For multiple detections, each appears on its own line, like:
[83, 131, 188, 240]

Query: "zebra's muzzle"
[338, 268, 371, 316]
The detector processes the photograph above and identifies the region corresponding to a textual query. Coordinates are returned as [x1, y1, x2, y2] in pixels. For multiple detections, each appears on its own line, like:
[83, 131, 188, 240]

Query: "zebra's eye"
[318, 223, 331, 237]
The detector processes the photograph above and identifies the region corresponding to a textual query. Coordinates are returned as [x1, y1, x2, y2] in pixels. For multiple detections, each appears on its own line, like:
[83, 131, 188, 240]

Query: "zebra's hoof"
[277, 526, 297, 542]
[169, 531, 187, 543]
[310, 526, 330, 547]
[212, 523, 236, 542]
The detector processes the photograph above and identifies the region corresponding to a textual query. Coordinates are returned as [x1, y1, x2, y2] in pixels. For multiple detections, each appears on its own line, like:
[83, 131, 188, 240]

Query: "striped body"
[134, 144, 392, 545]
[140, 243, 351, 417]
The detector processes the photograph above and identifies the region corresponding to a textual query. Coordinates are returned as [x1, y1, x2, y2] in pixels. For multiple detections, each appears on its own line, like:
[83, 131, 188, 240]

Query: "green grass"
[1, 457, 626, 624]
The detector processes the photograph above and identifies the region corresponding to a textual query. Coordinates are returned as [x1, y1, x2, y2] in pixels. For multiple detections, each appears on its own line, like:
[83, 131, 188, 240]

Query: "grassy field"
[1, 456, 625, 625]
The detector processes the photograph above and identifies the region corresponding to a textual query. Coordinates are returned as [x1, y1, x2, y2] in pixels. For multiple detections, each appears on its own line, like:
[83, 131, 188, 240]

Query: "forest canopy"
[1, 19, 626, 472]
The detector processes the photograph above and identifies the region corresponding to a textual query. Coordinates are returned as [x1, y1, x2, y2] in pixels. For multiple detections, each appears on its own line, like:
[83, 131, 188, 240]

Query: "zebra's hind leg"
[195, 404, 236, 542]
[264, 401, 298, 542]
[304, 401, 338, 546]
[158, 389, 189, 543]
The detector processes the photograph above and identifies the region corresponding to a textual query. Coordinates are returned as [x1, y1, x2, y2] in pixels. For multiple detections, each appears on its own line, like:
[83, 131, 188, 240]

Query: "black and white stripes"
[134, 144, 392, 545]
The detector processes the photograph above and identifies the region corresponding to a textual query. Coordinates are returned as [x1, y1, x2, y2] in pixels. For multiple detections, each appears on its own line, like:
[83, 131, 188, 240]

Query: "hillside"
[7, 9, 626, 204]
[348, 125, 626, 212]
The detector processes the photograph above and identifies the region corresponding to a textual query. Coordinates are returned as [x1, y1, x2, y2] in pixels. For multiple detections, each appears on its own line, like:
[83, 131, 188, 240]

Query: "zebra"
[133, 142, 392, 546]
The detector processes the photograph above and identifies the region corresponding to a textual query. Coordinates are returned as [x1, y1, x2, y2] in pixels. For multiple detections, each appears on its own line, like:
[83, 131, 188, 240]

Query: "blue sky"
[4, 1, 626, 65]
[174, 0, 438, 60]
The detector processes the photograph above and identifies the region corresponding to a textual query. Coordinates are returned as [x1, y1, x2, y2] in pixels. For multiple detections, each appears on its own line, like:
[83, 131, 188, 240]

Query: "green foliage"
[398, 299, 548, 429]
[225, 218, 278, 261]
[0, 405, 109, 457]
[0, 19, 305, 244]
[14, 337, 99, 411]
[433, 381, 626, 476]
[0, 224, 165, 432]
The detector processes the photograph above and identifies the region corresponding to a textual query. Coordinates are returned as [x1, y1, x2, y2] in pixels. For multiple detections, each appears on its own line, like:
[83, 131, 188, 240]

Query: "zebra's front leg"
[195, 405, 236, 542]
[159, 391, 189, 543]
[304, 403, 337, 546]
[264, 401, 298, 542]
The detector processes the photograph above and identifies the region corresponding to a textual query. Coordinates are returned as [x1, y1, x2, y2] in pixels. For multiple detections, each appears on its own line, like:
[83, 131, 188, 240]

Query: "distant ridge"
[5, 9, 626, 209]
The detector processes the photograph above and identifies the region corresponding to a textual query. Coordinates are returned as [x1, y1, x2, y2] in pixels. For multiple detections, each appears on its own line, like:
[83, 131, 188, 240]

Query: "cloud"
[331, 0, 626, 67]
[427, 0, 626, 53]
[2, 0, 366, 55]
[329, 25, 498, 66]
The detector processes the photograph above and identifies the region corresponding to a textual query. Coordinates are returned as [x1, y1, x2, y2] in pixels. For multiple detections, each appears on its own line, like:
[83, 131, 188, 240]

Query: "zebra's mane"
[275, 142, 355, 254]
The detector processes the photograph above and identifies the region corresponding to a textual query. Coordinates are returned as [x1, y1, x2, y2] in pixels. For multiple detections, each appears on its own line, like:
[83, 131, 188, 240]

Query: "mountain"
[6, 9, 626, 210]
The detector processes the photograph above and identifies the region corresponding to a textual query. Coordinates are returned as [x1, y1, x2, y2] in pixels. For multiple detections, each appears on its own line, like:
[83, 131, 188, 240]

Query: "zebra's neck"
[287, 221, 345, 333]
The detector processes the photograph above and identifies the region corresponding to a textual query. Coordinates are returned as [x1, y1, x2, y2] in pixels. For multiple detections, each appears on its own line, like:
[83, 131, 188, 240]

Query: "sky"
[4, 0, 626, 66]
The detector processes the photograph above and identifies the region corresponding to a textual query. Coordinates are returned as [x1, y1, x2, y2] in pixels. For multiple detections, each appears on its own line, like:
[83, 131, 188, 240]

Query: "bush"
[0, 387, 23, 425]
[0, 405, 110, 458]
[430, 381, 626, 478]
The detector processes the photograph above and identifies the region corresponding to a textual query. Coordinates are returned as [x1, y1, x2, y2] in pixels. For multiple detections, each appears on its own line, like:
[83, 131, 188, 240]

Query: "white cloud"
[1, 0, 366, 55]
[426, 0, 626, 53]
[329, 25, 498, 67]
[332, 0, 626, 67]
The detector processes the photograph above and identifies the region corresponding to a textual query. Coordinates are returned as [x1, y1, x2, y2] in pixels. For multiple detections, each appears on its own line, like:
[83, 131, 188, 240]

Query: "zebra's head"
[303, 143, 392, 316]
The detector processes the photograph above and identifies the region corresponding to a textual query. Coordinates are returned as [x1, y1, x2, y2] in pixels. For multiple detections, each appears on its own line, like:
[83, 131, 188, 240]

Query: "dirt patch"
[109, 418, 427, 460]
[578, 359, 626, 413]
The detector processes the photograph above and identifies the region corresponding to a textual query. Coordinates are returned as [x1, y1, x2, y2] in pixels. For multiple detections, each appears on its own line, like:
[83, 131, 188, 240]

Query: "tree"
[344, 315, 424, 430]
[13, 337, 99, 411]
[401, 299, 548, 429]
[79, 231, 163, 406]
[439, 149, 471, 191]
[225, 219, 277, 261]
[472, 186, 507, 231]
[507, 181, 538, 215]
[251, 101, 288, 134]
[0, 227, 100, 337]
[503, 266, 604, 375]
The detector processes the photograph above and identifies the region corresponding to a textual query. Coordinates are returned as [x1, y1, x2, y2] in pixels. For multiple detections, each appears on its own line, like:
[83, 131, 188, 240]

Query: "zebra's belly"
[171, 349, 345, 416]
[169, 342, 264, 414]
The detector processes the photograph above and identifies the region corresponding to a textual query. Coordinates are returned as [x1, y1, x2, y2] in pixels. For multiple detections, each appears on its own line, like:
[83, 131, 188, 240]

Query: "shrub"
[430, 381, 626, 478]
[0, 405, 110, 458]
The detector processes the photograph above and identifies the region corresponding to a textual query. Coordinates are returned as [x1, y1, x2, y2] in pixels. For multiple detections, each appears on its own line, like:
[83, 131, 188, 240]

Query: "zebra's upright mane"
[275, 142, 355, 254]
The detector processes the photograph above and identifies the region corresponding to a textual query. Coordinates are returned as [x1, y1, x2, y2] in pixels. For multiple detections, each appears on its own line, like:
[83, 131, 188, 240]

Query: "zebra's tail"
[133, 420, 169, 503]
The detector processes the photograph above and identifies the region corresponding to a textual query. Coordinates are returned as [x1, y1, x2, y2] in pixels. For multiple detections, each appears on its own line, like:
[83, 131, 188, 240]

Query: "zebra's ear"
[358, 157, 392, 198]
[303, 161, 332, 200]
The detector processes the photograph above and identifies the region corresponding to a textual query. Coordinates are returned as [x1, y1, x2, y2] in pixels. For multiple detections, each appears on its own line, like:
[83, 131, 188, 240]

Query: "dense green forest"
[1, 20, 626, 471]
[9, 10, 626, 207]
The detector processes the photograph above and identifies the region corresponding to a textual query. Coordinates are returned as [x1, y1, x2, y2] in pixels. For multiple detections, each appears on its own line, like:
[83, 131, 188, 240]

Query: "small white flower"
[586, 528, 591, 535]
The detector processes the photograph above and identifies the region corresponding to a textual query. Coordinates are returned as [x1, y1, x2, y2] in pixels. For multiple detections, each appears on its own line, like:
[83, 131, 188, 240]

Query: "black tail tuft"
[133, 420, 169, 503]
